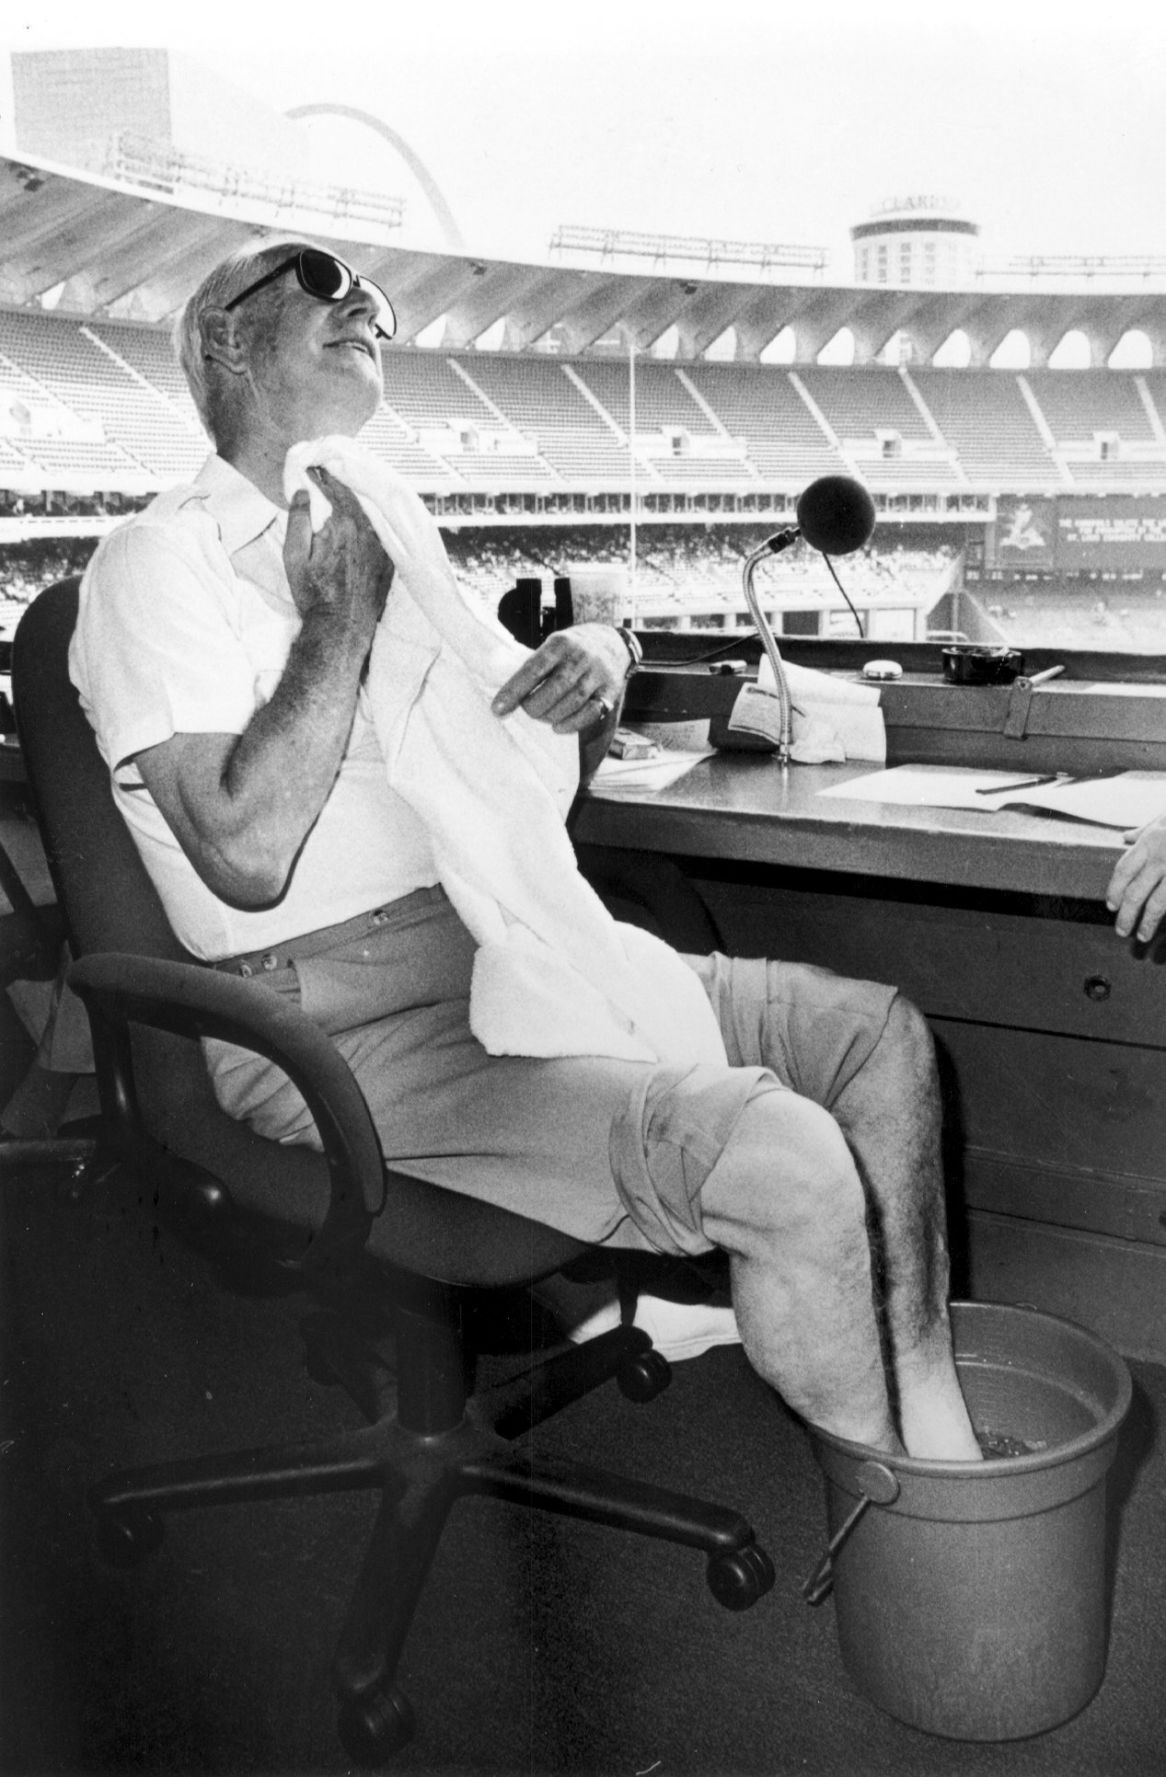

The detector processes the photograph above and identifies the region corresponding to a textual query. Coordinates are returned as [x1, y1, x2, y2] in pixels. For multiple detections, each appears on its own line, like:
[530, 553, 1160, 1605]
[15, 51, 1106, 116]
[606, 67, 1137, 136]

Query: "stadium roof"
[3, 150, 1166, 366]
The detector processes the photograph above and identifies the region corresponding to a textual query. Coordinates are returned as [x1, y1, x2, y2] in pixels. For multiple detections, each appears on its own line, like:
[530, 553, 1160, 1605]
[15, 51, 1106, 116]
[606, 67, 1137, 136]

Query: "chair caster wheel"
[617, 1348, 672, 1403]
[707, 1541, 775, 1610]
[93, 1505, 165, 1568]
[338, 1683, 415, 1765]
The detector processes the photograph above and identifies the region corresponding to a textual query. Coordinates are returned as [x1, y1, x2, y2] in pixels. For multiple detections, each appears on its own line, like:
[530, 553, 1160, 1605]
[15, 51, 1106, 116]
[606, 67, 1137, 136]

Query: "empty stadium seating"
[908, 368, 1059, 487]
[5, 306, 1166, 504]
[452, 356, 636, 483]
[5, 305, 1166, 649]
[684, 365, 848, 481]
[798, 365, 931, 443]
[0, 312, 204, 483]
[1024, 368, 1157, 443]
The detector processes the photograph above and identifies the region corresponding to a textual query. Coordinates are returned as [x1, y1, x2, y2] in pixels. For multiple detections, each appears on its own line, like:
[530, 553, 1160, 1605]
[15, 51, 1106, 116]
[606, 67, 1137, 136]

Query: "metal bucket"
[806, 1300, 1132, 1741]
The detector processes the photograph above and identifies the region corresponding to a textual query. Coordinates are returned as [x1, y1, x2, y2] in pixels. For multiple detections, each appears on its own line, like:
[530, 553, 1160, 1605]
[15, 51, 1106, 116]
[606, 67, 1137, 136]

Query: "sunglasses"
[224, 248, 397, 341]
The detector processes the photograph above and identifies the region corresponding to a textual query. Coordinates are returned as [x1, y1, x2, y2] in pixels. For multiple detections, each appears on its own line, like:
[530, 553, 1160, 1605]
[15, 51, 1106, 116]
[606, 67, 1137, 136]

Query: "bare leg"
[699, 1088, 903, 1453]
[828, 996, 981, 1461]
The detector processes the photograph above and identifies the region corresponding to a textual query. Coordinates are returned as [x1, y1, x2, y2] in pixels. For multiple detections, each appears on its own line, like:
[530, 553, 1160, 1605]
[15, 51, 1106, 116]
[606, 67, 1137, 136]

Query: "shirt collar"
[182, 453, 286, 558]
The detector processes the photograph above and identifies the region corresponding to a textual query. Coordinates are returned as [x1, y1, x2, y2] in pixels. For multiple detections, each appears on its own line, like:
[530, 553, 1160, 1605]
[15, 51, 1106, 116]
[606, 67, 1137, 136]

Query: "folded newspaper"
[725, 658, 887, 763]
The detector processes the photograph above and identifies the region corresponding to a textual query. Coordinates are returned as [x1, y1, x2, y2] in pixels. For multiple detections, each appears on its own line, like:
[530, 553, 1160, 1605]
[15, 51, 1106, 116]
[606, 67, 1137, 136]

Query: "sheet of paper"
[817, 765, 1038, 810]
[817, 765, 1166, 831]
[591, 749, 711, 796]
[1003, 772, 1166, 831]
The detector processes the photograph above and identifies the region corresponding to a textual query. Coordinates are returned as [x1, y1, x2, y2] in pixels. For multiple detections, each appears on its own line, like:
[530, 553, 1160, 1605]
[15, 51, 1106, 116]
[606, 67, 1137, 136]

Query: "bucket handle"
[802, 1459, 900, 1606]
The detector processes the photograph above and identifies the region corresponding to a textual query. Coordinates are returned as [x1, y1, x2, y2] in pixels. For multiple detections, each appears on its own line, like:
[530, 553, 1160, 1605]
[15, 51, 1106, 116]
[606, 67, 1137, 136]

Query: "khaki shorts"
[206, 888, 899, 1256]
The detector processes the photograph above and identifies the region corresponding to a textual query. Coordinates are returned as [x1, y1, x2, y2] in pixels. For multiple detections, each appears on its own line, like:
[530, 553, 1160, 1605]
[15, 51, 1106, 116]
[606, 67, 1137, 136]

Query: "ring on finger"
[589, 692, 614, 722]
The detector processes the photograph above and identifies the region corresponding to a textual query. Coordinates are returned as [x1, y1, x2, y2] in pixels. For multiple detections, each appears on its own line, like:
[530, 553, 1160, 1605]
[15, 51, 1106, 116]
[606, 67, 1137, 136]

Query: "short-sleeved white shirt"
[69, 453, 438, 961]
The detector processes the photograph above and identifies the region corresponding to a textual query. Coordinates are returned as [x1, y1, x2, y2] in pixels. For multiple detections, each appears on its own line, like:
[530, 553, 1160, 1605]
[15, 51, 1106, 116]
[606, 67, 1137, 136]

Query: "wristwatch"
[613, 625, 643, 677]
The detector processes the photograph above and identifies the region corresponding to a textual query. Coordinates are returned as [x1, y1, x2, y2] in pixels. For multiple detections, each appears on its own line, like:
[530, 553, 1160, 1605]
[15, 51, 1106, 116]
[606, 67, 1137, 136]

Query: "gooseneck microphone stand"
[741, 528, 800, 763]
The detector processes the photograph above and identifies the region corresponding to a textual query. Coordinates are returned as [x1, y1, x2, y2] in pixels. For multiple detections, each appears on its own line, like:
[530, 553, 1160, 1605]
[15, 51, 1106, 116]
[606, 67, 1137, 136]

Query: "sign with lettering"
[1056, 498, 1166, 569]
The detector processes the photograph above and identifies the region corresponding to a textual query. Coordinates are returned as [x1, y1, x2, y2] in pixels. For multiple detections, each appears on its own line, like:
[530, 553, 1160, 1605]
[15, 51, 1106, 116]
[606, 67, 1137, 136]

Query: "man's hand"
[283, 465, 393, 639]
[491, 623, 628, 733]
[1106, 812, 1166, 942]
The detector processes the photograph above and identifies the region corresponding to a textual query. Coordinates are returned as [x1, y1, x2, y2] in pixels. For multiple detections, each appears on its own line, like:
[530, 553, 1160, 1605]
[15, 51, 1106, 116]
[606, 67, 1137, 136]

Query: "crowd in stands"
[0, 538, 97, 611]
[0, 524, 958, 639]
[441, 524, 959, 609]
[11, 521, 1162, 655]
[0, 490, 146, 520]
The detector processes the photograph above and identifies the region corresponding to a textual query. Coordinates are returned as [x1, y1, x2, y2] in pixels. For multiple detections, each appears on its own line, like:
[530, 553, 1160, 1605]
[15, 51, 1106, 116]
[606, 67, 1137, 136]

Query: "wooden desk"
[574, 752, 1124, 900]
[574, 754, 1166, 1363]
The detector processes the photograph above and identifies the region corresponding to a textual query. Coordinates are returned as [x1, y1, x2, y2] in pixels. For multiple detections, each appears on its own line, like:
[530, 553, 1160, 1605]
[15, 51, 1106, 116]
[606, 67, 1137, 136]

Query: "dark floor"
[2, 1151, 1164, 1777]
[2, 792, 1165, 1777]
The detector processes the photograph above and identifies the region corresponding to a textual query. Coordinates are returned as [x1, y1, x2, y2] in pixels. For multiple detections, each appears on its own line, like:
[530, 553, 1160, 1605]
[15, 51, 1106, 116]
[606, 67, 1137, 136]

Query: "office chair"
[13, 580, 774, 1765]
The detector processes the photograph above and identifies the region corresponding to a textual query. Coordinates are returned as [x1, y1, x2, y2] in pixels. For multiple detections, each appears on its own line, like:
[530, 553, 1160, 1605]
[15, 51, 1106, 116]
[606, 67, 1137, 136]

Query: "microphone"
[737, 475, 876, 763]
[762, 475, 877, 559]
[795, 475, 877, 557]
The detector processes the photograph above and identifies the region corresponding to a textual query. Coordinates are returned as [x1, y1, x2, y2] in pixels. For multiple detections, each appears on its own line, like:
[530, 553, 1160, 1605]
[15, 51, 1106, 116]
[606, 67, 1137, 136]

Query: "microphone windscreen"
[796, 476, 876, 556]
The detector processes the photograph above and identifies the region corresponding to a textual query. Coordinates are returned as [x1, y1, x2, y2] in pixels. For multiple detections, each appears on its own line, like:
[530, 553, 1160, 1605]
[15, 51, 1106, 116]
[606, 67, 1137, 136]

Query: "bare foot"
[896, 1346, 984, 1461]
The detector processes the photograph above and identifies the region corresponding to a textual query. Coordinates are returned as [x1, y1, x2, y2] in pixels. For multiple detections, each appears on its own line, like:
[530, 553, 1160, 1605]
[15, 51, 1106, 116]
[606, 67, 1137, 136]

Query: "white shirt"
[69, 453, 438, 961]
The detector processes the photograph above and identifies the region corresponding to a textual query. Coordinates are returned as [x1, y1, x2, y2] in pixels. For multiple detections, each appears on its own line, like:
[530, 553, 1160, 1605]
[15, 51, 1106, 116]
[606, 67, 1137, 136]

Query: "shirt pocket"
[241, 607, 298, 709]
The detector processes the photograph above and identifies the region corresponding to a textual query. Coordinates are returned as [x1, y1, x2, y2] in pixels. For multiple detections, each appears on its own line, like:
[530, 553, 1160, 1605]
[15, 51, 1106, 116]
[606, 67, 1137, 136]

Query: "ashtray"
[941, 645, 1025, 686]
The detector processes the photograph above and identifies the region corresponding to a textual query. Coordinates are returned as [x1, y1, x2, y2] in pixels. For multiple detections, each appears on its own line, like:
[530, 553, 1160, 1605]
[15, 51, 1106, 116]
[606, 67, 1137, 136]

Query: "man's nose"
[339, 286, 379, 328]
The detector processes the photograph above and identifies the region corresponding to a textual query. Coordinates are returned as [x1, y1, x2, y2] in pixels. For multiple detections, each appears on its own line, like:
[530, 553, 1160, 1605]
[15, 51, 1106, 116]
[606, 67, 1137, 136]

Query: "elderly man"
[71, 240, 981, 1462]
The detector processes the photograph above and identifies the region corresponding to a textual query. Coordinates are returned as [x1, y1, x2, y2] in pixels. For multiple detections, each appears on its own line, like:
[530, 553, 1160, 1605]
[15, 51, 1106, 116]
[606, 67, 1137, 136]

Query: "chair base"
[90, 1305, 774, 1765]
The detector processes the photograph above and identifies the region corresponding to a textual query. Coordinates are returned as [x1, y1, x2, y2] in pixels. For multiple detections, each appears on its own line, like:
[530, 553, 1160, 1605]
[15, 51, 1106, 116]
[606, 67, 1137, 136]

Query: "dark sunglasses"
[224, 248, 397, 341]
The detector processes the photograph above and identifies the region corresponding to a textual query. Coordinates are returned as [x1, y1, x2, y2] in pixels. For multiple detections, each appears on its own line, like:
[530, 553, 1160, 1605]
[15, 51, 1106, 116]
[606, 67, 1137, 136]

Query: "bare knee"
[702, 1089, 869, 1254]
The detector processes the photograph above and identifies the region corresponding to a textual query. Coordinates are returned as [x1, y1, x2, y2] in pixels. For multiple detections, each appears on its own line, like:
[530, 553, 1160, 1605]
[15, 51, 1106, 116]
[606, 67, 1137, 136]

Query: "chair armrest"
[68, 952, 383, 1280]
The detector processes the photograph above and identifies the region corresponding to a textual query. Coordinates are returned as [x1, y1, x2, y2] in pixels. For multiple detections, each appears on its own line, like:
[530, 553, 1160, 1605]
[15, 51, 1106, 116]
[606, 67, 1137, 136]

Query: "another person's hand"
[491, 624, 629, 733]
[283, 465, 393, 637]
[1106, 812, 1166, 942]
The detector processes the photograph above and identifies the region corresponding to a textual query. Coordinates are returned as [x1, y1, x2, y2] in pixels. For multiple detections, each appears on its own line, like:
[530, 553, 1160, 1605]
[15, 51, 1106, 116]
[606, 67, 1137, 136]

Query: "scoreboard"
[989, 496, 1166, 572]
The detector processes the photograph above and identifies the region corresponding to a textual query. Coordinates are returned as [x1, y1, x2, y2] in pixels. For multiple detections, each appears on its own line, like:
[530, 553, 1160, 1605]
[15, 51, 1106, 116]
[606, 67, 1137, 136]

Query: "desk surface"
[574, 754, 1126, 901]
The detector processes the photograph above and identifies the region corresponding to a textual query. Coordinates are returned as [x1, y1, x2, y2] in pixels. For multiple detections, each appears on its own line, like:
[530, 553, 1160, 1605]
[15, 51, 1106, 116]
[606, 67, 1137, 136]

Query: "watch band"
[613, 625, 643, 676]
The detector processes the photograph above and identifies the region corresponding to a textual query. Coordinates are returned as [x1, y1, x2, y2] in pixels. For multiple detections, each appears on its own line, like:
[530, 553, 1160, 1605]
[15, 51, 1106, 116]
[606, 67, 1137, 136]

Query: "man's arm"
[135, 470, 393, 908]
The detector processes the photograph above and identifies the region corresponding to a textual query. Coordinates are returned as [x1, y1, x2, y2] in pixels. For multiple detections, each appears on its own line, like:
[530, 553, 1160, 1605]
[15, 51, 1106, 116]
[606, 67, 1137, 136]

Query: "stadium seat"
[11, 578, 774, 1765]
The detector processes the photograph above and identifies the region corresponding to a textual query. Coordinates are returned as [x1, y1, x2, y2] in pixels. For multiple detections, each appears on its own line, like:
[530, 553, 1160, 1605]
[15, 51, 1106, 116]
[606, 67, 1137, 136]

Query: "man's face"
[239, 265, 385, 443]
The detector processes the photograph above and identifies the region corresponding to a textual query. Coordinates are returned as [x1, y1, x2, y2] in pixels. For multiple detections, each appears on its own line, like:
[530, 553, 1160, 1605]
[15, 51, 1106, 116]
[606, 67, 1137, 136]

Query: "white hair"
[173, 239, 310, 440]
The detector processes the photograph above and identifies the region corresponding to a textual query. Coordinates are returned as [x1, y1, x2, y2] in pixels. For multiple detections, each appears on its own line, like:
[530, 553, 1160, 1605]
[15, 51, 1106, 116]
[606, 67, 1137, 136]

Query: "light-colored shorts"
[206, 887, 898, 1256]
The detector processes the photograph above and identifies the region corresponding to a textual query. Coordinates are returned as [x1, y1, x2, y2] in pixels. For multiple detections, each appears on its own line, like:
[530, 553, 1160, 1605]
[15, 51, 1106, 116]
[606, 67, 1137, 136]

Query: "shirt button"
[239, 961, 254, 978]
[261, 952, 279, 973]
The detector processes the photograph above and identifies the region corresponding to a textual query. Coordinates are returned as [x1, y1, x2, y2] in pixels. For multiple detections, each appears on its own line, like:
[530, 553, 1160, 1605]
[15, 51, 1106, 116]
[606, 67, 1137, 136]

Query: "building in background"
[851, 195, 981, 288]
[9, 46, 312, 186]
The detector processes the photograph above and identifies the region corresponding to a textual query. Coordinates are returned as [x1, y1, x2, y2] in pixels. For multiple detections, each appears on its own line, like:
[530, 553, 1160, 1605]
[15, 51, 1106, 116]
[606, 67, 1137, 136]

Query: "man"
[71, 240, 982, 1462]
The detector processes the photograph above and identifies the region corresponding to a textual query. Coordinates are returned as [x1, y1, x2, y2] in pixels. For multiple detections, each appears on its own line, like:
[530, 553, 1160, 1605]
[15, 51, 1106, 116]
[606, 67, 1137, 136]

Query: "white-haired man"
[71, 240, 982, 1461]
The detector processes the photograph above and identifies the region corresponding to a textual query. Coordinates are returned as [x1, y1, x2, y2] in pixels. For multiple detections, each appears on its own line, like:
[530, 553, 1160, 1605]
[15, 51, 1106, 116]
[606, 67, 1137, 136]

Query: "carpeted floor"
[1, 1142, 1163, 1777]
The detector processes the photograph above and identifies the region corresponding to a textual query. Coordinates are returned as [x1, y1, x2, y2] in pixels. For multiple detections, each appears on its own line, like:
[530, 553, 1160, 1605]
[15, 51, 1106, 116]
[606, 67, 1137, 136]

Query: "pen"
[975, 773, 1061, 795]
[1060, 767, 1125, 785]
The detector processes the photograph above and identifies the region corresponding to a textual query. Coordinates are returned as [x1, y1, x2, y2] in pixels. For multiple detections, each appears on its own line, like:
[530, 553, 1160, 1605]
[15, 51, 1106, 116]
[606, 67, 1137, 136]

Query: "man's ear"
[200, 307, 250, 376]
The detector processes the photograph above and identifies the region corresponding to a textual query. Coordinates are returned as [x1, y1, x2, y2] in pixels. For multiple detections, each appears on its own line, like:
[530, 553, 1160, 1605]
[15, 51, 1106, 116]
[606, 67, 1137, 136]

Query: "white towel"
[283, 438, 727, 1066]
